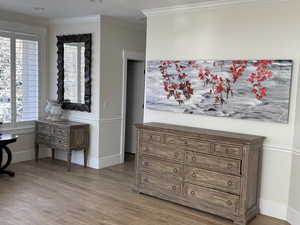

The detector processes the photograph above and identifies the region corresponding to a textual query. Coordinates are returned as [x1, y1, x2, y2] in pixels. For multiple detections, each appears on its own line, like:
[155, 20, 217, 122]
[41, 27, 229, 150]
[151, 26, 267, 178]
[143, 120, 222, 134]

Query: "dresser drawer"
[185, 151, 241, 176]
[142, 131, 163, 144]
[36, 134, 51, 145]
[141, 157, 183, 180]
[53, 126, 69, 138]
[36, 122, 52, 135]
[140, 173, 181, 195]
[214, 144, 242, 159]
[184, 183, 239, 214]
[53, 136, 69, 149]
[165, 135, 211, 154]
[141, 144, 184, 162]
[184, 166, 241, 195]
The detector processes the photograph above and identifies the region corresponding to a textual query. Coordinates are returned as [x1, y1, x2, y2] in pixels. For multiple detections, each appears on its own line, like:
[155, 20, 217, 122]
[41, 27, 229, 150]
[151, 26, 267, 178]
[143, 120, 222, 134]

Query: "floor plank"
[0, 158, 290, 225]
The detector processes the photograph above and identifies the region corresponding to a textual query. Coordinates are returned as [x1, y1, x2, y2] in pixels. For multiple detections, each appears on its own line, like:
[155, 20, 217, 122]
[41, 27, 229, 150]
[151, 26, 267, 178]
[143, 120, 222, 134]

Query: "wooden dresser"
[35, 120, 89, 171]
[135, 123, 265, 225]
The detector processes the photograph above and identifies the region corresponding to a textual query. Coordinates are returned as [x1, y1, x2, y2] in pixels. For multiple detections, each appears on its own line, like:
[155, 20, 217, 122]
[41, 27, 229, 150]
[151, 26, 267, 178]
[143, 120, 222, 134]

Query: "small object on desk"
[0, 134, 18, 177]
[35, 120, 89, 171]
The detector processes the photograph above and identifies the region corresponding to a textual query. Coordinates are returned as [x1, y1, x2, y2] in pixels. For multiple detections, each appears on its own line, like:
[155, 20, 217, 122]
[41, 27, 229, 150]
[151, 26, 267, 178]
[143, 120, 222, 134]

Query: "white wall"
[99, 16, 146, 166]
[144, 0, 300, 221]
[48, 16, 101, 168]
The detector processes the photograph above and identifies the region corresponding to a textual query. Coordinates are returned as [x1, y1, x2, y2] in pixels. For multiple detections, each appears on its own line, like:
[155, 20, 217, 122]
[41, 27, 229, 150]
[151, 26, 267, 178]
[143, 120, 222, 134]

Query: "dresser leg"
[67, 150, 72, 172]
[35, 143, 39, 161]
[84, 149, 88, 168]
[51, 148, 55, 160]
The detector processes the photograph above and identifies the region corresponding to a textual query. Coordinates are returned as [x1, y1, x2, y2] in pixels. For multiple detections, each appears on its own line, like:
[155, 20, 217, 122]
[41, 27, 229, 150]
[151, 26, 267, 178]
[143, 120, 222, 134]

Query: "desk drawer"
[184, 166, 241, 195]
[165, 135, 211, 154]
[185, 151, 241, 176]
[215, 144, 242, 159]
[140, 173, 181, 195]
[142, 131, 162, 144]
[141, 157, 183, 180]
[53, 136, 69, 149]
[53, 126, 69, 138]
[141, 144, 184, 162]
[184, 183, 239, 215]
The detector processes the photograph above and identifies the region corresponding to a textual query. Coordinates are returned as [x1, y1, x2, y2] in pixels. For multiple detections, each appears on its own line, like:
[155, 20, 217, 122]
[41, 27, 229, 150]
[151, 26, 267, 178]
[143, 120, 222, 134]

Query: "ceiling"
[0, 0, 215, 23]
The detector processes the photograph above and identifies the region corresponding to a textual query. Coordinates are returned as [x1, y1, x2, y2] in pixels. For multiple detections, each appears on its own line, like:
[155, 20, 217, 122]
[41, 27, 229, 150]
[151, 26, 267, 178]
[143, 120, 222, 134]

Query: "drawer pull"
[174, 152, 179, 158]
[227, 200, 233, 206]
[173, 168, 178, 173]
[143, 178, 148, 182]
[227, 163, 233, 169]
[228, 181, 233, 186]
[184, 140, 188, 145]
[192, 172, 196, 178]
[192, 156, 197, 161]
[168, 139, 176, 144]
[191, 191, 195, 196]
[172, 186, 177, 191]
[144, 162, 149, 167]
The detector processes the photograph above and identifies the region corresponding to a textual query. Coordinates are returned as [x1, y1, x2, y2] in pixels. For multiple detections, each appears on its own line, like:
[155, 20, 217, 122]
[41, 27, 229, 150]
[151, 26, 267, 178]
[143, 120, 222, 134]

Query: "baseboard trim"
[8, 149, 50, 164]
[54, 150, 99, 169]
[99, 154, 122, 169]
[260, 199, 288, 220]
[287, 207, 300, 225]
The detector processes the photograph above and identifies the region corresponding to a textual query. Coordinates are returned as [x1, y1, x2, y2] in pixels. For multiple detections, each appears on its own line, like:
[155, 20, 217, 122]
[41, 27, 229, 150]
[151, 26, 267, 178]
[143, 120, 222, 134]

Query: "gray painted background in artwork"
[146, 60, 293, 124]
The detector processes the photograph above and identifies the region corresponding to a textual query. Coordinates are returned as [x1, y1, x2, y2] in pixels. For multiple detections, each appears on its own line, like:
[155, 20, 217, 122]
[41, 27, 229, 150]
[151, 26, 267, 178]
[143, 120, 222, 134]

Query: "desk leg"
[0, 146, 15, 177]
[51, 148, 55, 160]
[84, 148, 88, 168]
[35, 143, 39, 161]
[67, 150, 72, 172]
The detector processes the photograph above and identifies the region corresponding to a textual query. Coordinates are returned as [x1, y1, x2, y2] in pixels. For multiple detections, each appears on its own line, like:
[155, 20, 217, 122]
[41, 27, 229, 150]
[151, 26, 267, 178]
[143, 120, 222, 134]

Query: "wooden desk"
[35, 120, 89, 171]
[0, 134, 18, 177]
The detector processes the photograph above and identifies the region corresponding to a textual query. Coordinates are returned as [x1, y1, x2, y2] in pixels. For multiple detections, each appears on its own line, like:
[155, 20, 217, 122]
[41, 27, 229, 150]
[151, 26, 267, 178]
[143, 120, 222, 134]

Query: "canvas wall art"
[146, 60, 293, 124]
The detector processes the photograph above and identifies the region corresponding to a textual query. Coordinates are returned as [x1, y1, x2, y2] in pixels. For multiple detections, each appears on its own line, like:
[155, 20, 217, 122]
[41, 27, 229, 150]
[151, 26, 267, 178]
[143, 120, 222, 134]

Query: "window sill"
[0, 125, 35, 135]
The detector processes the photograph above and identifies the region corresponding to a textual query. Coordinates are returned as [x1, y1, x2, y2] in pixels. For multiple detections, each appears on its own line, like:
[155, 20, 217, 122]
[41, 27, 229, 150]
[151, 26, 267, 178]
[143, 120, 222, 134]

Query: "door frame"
[120, 49, 145, 163]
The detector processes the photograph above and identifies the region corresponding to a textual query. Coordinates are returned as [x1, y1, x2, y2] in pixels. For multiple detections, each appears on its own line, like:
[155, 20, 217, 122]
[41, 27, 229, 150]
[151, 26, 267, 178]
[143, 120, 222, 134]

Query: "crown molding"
[142, 0, 289, 17]
[49, 14, 100, 25]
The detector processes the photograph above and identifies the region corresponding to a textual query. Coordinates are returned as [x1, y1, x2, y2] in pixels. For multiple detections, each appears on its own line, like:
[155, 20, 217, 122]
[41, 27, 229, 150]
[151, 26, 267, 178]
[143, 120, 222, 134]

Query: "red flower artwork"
[159, 60, 273, 105]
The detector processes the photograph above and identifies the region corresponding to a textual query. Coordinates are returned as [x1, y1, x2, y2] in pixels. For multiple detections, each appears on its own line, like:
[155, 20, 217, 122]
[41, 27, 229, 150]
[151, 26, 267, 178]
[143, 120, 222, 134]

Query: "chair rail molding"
[142, 0, 289, 17]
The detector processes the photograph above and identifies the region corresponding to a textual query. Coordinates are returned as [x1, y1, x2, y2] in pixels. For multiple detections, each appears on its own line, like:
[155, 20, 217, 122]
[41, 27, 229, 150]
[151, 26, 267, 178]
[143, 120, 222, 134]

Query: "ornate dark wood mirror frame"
[57, 33, 92, 112]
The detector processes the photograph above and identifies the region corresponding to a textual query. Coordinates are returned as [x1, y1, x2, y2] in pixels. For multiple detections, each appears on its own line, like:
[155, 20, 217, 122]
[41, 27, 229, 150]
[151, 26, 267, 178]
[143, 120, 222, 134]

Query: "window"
[0, 31, 39, 125]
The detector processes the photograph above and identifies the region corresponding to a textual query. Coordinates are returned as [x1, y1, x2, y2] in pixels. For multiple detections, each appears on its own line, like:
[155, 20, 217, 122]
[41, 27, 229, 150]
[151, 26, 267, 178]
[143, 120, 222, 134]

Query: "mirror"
[57, 34, 92, 112]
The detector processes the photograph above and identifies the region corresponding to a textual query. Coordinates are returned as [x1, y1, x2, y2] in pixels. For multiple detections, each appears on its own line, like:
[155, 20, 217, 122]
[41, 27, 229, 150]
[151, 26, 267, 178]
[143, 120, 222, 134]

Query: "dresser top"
[136, 123, 265, 144]
[36, 120, 88, 127]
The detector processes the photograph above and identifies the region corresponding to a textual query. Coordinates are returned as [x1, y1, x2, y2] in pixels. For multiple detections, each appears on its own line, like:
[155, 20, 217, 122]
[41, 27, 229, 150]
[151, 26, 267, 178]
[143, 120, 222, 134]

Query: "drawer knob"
[174, 152, 179, 158]
[192, 156, 197, 161]
[191, 191, 195, 196]
[172, 186, 177, 191]
[227, 200, 233, 206]
[192, 172, 196, 178]
[228, 181, 233, 186]
[144, 162, 149, 167]
[173, 168, 178, 173]
[184, 140, 188, 145]
[227, 163, 233, 169]
[143, 178, 148, 182]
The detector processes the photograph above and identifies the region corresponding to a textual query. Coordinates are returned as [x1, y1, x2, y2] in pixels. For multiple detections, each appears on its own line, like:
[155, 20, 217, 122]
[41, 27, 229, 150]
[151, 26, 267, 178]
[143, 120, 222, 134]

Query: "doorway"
[121, 50, 145, 163]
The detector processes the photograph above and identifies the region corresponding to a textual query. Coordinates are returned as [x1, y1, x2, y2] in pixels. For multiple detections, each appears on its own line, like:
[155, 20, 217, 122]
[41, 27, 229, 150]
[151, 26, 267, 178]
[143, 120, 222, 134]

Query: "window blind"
[0, 32, 39, 124]
[0, 36, 11, 123]
[15, 38, 39, 122]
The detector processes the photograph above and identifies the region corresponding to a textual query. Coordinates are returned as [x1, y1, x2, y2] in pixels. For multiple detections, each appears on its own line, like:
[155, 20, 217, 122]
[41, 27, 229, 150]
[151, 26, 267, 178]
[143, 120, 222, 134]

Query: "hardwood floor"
[0, 157, 289, 225]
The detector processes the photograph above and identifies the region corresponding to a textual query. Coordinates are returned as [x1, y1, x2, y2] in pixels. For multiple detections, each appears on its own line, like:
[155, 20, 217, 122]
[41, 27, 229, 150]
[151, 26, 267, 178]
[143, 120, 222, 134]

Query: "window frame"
[0, 29, 41, 128]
